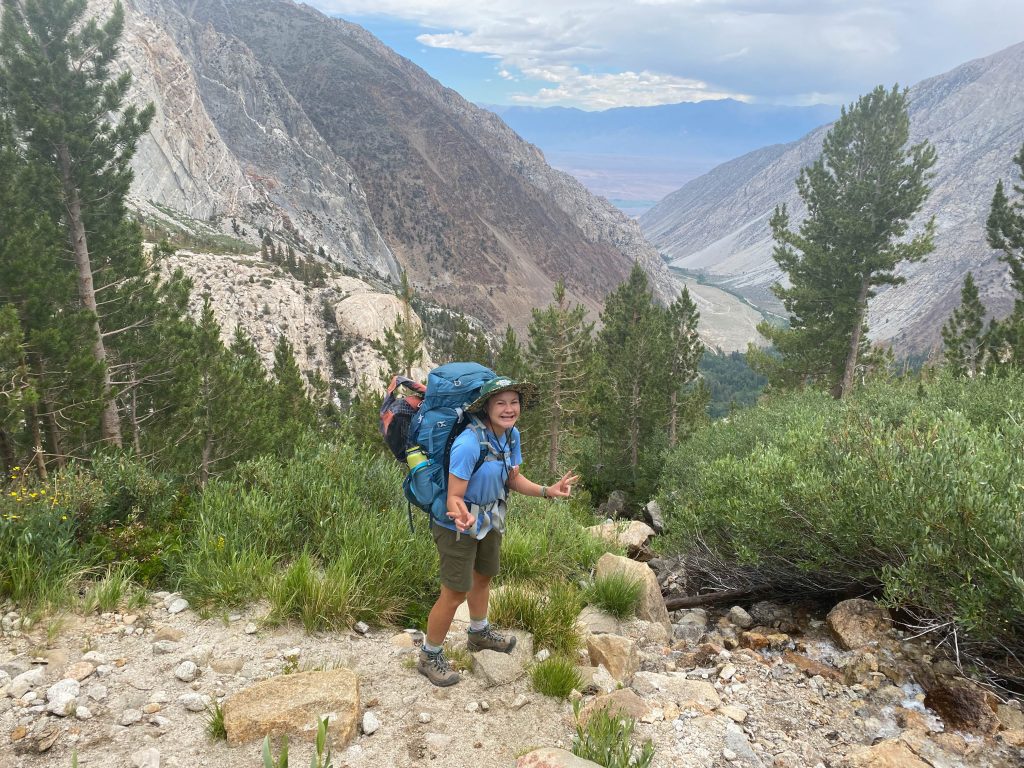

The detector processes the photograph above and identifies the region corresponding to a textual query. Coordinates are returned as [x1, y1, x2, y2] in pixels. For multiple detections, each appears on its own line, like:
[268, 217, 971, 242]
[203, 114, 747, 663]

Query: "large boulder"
[825, 598, 892, 650]
[631, 671, 721, 709]
[586, 521, 655, 559]
[578, 688, 650, 727]
[222, 669, 359, 748]
[924, 680, 999, 734]
[595, 553, 671, 636]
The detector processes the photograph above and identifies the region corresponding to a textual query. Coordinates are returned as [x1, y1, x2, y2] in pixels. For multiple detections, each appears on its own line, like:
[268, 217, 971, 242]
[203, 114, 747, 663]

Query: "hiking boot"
[417, 648, 460, 687]
[467, 625, 517, 653]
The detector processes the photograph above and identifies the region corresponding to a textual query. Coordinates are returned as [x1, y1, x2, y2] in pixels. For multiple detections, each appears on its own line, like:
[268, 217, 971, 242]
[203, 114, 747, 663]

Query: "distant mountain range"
[640, 41, 1024, 356]
[489, 101, 840, 214]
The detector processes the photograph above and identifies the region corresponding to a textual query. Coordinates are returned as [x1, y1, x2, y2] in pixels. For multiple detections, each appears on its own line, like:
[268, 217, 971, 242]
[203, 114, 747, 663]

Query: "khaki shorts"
[431, 523, 502, 593]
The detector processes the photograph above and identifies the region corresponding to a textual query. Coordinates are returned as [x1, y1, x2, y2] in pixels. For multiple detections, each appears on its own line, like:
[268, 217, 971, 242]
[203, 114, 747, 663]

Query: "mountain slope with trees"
[642, 41, 1024, 356]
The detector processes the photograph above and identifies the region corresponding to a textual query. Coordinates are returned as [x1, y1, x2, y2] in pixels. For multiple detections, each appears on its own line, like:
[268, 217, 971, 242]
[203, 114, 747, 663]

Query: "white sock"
[469, 618, 488, 632]
[422, 640, 442, 654]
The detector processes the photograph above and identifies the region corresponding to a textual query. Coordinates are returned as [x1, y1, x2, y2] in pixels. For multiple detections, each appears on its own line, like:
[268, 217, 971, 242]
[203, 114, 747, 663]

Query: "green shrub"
[659, 371, 1024, 661]
[571, 700, 654, 768]
[205, 700, 227, 740]
[585, 572, 643, 620]
[80, 564, 147, 614]
[531, 656, 583, 699]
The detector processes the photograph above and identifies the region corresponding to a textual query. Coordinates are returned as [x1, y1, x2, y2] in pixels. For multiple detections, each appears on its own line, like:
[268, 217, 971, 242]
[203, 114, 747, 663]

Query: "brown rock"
[1000, 729, 1024, 746]
[223, 668, 359, 748]
[846, 739, 929, 768]
[586, 634, 639, 685]
[10, 725, 28, 742]
[595, 553, 671, 635]
[739, 631, 769, 651]
[826, 598, 891, 650]
[996, 703, 1024, 731]
[782, 650, 842, 682]
[841, 650, 879, 685]
[153, 625, 185, 642]
[578, 688, 649, 727]
[65, 662, 95, 682]
[895, 709, 932, 732]
[924, 680, 999, 734]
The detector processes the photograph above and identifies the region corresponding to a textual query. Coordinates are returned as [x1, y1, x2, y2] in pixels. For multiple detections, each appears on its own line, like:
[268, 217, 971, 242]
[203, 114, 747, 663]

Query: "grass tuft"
[489, 580, 583, 657]
[531, 656, 583, 699]
[79, 564, 146, 614]
[585, 572, 643, 620]
[205, 700, 227, 740]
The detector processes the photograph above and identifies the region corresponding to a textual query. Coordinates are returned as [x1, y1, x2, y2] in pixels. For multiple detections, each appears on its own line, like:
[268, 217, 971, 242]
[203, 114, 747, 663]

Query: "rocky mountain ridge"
[641, 41, 1024, 355]
[105, 0, 677, 369]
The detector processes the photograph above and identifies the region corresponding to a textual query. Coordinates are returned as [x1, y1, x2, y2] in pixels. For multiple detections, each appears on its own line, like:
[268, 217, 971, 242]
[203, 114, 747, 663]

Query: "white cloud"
[308, 1, 1024, 106]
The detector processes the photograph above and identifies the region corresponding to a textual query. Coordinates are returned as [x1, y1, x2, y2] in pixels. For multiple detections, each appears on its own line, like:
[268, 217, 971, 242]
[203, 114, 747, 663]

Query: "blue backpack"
[402, 362, 496, 529]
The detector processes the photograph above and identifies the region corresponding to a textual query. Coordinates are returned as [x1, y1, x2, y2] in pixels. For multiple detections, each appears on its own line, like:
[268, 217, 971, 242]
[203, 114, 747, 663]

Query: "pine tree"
[527, 281, 593, 476]
[494, 326, 528, 383]
[985, 142, 1024, 365]
[665, 287, 704, 447]
[941, 273, 986, 377]
[592, 264, 668, 499]
[758, 85, 936, 398]
[1, 0, 155, 444]
[272, 335, 314, 455]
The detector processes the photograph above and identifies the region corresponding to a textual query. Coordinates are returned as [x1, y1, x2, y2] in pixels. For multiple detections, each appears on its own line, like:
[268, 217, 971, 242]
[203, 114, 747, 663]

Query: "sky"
[304, 1, 1024, 110]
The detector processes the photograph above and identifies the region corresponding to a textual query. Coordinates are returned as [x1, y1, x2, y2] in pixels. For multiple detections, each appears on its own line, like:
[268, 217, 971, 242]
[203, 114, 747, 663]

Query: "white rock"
[152, 641, 178, 655]
[361, 711, 381, 735]
[177, 692, 210, 712]
[85, 684, 107, 701]
[161, 593, 180, 608]
[719, 664, 737, 681]
[510, 694, 529, 710]
[9, 667, 45, 698]
[417, 712, 432, 724]
[174, 661, 199, 682]
[465, 702, 480, 713]
[45, 679, 81, 716]
[535, 649, 551, 663]
[189, 645, 214, 667]
[150, 714, 172, 728]
[150, 690, 171, 704]
[354, 621, 370, 635]
[723, 747, 738, 761]
[167, 598, 189, 615]
[75, 706, 93, 720]
[244, 622, 258, 635]
[131, 746, 161, 768]
[119, 708, 144, 726]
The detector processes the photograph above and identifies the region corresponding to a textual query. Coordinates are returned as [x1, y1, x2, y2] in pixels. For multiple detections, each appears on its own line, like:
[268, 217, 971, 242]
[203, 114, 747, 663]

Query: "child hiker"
[417, 375, 579, 686]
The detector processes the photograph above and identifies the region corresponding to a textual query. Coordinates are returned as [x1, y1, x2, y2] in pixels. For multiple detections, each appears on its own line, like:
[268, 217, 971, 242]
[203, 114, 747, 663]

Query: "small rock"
[722, 747, 738, 761]
[85, 684, 107, 701]
[167, 598, 189, 615]
[131, 746, 161, 768]
[418, 712, 432, 723]
[479, 701, 490, 712]
[65, 662, 95, 682]
[150, 714, 172, 728]
[174, 661, 199, 683]
[361, 711, 380, 735]
[228, 613, 242, 622]
[152, 640, 179, 655]
[510, 694, 529, 710]
[210, 657, 245, 675]
[75, 706, 93, 720]
[244, 622, 258, 635]
[535, 649, 551, 663]
[119, 708, 144, 726]
[727, 606, 754, 629]
[719, 705, 747, 723]
[719, 664, 737, 681]
[9, 667, 45, 699]
[143, 703, 162, 714]
[466, 701, 480, 712]
[10, 724, 28, 741]
[177, 692, 210, 712]
[152, 626, 184, 642]
[81, 651, 107, 665]
[354, 621, 370, 635]
[45, 679, 80, 716]
[123, 614, 138, 625]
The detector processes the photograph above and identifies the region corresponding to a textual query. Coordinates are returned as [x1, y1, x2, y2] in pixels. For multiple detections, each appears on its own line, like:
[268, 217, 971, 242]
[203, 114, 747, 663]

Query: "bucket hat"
[465, 376, 537, 412]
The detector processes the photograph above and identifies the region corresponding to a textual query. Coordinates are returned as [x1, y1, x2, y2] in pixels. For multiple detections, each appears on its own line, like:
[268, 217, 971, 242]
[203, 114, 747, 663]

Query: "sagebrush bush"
[659, 370, 1024, 660]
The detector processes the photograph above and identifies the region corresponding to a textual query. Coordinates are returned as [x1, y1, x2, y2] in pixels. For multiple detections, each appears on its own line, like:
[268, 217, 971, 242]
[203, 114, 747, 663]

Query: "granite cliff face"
[110, 0, 675, 356]
[641, 42, 1024, 355]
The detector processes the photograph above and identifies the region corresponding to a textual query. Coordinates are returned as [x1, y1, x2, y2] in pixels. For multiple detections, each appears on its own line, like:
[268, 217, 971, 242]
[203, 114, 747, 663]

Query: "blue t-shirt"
[449, 423, 522, 506]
